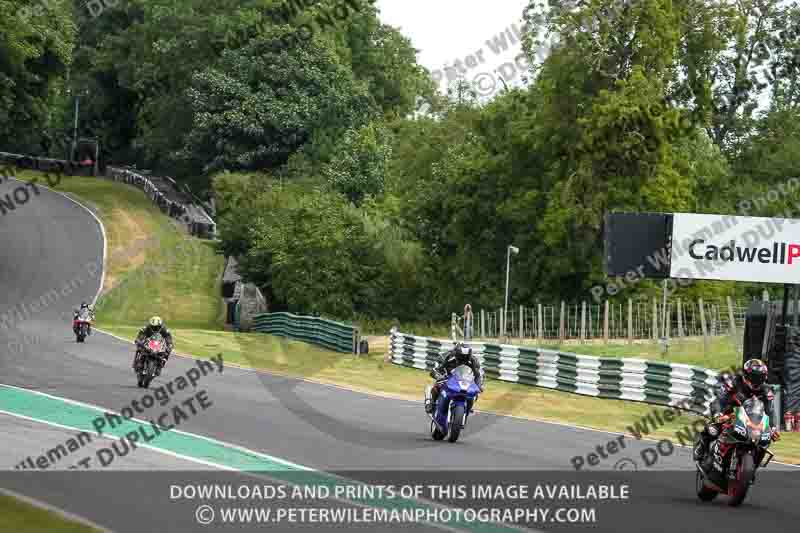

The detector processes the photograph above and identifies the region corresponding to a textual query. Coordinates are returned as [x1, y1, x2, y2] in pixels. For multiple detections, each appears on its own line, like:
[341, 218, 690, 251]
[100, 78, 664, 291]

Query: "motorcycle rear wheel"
[728, 452, 754, 507]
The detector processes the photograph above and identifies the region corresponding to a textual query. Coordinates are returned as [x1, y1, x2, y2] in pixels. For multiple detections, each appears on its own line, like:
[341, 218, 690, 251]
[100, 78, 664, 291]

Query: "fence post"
[727, 296, 737, 337]
[387, 326, 397, 362]
[499, 307, 504, 341]
[559, 301, 566, 343]
[652, 297, 658, 341]
[603, 301, 609, 343]
[463, 304, 469, 340]
[627, 299, 633, 344]
[537, 304, 543, 342]
[677, 298, 684, 338]
[712, 305, 718, 336]
[519, 305, 524, 339]
[581, 301, 587, 343]
[481, 309, 485, 339]
[699, 298, 709, 352]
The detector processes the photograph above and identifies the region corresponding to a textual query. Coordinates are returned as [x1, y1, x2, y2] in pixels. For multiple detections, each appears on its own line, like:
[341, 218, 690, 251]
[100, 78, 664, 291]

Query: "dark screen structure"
[603, 212, 672, 279]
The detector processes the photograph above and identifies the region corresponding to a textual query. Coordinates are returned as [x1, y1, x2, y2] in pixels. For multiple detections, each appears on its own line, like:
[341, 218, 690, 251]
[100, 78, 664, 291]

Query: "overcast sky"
[376, 0, 531, 97]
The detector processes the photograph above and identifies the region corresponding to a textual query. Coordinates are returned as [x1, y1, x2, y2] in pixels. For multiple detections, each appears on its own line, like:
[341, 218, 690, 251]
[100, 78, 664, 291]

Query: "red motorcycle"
[135, 333, 167, 388]
[73, 308, 93, 343]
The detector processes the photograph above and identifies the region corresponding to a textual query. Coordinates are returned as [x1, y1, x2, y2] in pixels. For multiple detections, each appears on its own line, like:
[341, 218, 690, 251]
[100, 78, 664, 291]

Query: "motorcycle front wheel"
[448, 404, 466, 443]
[695, 469, 718, 502]
[141, 358, 157, 389]
[728, 451, 755, 507]
[430, 420, 445, 441]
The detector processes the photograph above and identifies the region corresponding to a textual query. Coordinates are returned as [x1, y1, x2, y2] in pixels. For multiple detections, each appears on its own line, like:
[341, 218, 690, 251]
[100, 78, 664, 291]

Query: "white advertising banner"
[669, 213, 800, 283]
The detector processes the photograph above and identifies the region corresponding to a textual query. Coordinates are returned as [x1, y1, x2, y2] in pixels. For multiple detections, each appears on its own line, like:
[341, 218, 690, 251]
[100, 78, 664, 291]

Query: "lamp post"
[67, 87, 89, 163]
[504, 244, 520, 339]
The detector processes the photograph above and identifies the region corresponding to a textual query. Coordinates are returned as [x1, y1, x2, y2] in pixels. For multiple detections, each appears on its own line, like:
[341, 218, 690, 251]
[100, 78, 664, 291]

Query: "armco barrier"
[107, 166, 216, 238]
[389, 329, 719, 414]
[252, 312, 358, 354]
[0, 151, 215, 239]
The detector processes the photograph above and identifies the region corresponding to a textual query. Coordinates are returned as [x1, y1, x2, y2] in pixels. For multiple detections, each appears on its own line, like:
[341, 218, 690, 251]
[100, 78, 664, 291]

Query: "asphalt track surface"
[0, 178, 798, 532]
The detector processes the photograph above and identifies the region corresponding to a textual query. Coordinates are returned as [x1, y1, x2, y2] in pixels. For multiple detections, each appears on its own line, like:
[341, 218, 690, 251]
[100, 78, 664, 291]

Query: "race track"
[0, 178, 798, 532]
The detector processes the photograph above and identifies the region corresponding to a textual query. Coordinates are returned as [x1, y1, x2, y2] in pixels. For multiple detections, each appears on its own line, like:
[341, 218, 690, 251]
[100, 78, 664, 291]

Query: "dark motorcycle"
[135, 333, 167, 389]
[695, 396, 774, 506]
[73, 308, 92, 343]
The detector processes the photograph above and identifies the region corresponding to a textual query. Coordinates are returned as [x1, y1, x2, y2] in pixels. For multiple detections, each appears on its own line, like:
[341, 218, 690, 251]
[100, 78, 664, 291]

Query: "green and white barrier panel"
[389, 329, 718, 414]
[252, 312, 359, 354]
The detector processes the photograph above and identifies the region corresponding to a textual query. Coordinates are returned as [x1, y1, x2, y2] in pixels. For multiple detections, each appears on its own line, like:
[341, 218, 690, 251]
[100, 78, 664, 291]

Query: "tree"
[323, 121, 392, 204]
[182, 28, 375, 174]
[250, 188, 384, 318]
[0, 0, 75, 151]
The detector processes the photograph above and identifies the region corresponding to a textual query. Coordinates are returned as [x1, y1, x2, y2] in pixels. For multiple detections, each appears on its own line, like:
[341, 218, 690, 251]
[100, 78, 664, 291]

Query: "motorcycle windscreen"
[742, 397, 765, 425]
[452, 365, 474, 383]
[78, 309, 91, 320]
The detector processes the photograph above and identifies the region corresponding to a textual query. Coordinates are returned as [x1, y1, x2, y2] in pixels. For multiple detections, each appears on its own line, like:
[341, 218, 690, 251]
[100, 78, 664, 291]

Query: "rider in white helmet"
[72, 301, 95, 335]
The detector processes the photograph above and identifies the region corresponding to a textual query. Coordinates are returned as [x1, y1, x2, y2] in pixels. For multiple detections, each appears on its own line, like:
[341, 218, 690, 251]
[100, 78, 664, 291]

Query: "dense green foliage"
[0, 0, 75, 152]
[2, 0, 800, 322]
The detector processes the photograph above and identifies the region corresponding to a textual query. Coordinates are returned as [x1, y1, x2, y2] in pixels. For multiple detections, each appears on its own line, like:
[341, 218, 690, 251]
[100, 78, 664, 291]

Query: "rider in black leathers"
[133, 316, 174, 376]
[694, 358, 780, 466]
[425, 342, 484, 414]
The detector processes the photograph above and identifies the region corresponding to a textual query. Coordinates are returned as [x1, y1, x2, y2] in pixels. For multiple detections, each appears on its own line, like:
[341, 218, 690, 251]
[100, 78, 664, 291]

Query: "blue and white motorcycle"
[426, 365, 482, 443]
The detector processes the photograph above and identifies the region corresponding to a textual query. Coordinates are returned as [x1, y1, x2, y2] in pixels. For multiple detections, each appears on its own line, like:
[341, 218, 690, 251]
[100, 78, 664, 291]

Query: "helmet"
[148, 316, 163, 332]
[455, 343, 472, 359]
[742, 358, 768, 392]
[80, 302, 89, 309]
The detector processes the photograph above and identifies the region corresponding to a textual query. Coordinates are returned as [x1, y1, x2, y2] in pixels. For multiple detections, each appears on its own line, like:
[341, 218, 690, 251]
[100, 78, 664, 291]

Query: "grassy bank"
[0, 494, 101, 533]
[17, 170, 225, 329]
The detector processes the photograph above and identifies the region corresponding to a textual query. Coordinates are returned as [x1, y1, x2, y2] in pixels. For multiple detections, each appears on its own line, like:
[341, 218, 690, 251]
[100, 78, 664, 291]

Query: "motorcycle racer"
[133, 316, 174, 376]
[694, 358, 780, 465]
[425, 342, 483, 414]
[72, 302, 95, 335]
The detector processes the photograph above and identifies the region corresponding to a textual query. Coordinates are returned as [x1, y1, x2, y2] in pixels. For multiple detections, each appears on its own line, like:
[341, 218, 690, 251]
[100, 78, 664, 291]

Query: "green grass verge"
[542, 336, 742, 371]
[0, 494, 101, 533]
